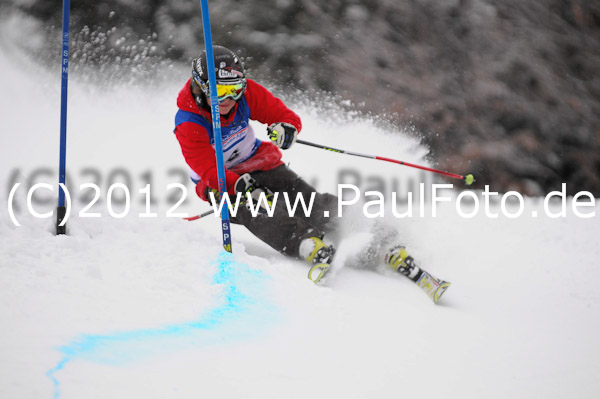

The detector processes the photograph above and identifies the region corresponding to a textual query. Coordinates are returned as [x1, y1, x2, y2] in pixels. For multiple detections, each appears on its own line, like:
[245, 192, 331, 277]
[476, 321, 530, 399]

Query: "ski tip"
[433, 281, 451, 304]
[308, 263, 331, 284]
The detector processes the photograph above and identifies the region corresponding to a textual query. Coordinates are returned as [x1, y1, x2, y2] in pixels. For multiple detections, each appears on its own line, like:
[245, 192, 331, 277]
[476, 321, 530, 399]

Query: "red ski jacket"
[174, 78, 302, 199]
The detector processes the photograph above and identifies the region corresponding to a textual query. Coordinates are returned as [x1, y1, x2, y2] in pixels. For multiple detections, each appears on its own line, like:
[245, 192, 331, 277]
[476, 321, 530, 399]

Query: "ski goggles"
[199, 79, 246, 103]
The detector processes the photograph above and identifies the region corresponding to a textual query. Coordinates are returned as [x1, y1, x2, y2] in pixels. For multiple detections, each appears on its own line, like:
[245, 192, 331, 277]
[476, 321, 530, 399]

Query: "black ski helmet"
[192, 46, 246, 95]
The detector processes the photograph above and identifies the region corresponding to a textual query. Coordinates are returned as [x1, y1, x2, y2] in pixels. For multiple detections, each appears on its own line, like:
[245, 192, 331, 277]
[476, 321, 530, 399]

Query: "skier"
[173, 45, 337, 282]
[173, 46, 450, 300]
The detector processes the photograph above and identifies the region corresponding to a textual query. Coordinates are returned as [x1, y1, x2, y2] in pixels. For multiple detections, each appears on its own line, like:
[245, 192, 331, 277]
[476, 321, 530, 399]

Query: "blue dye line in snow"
[46, 251, 277, 399]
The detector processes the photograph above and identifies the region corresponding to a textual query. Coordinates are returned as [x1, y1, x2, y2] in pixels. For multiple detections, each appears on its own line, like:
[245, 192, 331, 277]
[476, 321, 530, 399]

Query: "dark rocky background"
[4, 0, 599, 196]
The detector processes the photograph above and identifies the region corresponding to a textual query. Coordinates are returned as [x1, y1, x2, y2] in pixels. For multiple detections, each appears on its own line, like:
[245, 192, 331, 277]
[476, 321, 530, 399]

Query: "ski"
[384, 245, 451, 304]
[308, 263, 331, 284]
[410, 269, 451, 304]
[302, 237, 336, 284]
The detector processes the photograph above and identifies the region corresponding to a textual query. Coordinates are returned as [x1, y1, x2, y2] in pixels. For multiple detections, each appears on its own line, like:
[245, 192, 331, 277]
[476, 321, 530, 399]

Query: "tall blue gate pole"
[199, 0, 233, 252]
[56, 0, 70, 235]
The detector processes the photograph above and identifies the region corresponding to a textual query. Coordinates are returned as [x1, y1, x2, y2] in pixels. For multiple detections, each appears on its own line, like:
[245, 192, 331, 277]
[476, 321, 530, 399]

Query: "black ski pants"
[231, 164, 338, 258]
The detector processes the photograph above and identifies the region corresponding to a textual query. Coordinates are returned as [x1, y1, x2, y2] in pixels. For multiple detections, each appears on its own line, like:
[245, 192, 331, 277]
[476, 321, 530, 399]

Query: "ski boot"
[385, 246, 451, 304]
[299, 237, 336, 283]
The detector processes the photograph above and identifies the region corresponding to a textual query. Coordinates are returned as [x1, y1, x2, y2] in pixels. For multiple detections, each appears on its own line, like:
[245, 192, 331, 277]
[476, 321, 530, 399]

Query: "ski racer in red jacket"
[174, 46, 337, 282]
[172, 46, 449, 298]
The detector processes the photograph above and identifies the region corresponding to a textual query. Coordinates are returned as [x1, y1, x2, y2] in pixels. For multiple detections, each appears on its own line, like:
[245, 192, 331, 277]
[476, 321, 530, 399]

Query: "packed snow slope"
[1, 47, 599, 399]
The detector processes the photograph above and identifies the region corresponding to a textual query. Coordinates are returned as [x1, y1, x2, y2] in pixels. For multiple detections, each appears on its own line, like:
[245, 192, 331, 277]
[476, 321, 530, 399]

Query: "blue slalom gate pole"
[56, 0, 70, 235]
[199, 0, 233, 252]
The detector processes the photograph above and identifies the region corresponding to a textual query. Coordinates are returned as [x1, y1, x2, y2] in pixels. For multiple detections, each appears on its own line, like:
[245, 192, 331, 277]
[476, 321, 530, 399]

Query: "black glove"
[204, 187, 221, 204]
[234, 173, 275, 213]
[267, 122, 298, 150]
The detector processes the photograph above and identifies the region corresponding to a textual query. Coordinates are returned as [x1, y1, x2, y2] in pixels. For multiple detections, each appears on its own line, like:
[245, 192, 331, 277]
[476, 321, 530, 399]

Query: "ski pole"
[183, 209, 215, 221]
[296, 139, 475, 185]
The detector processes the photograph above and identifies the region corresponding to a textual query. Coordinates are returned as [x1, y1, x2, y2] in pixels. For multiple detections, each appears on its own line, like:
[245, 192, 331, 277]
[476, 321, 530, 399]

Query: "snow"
[1, 43, 600, 399]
